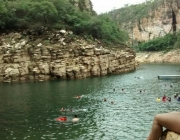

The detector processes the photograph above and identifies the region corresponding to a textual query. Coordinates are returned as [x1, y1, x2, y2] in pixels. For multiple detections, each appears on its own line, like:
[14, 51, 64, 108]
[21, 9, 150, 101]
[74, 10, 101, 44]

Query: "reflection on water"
[0, 64, 180, 140]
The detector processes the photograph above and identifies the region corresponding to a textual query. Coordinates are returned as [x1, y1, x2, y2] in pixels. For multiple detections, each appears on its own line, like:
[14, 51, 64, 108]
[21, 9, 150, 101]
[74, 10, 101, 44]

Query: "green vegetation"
[104, 0, 180, 52]
[133, 32, 180, 51]
[0, 0, 129, 46]
[107, 0, 163, 27]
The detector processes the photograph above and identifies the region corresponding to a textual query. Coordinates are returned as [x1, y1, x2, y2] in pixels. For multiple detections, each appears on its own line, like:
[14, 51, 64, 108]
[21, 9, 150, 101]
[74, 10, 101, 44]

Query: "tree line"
[133, 32, 180, 51]
[0, 0, 129, 46]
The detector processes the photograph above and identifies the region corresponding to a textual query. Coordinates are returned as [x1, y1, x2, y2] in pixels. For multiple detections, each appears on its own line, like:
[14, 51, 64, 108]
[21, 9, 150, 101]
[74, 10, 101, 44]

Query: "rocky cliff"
[69, 0, 94, 13]
[119, 0, 180, 43]
[134, 0, 180, 42]
[0, 29, 136, 83]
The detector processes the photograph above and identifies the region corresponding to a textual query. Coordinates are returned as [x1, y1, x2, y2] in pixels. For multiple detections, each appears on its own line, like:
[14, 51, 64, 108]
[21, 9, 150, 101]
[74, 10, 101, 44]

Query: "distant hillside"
[106, 0, 180, 46]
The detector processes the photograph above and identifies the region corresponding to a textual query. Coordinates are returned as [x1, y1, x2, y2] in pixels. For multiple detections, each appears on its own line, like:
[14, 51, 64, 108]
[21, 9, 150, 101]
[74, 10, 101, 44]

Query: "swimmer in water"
[72, 115, 79, 123]
[162, 95, 166, 101]
[60, 107, 65, 111]
[74, 95, 83, 99]
[156, 97, 161, 102]
[104, 98, 107, 102]
[55, 116, 67, 122]
[167, 97, 171, 102]
[177, 96, 180, 102]
[174, 94, 178, 99]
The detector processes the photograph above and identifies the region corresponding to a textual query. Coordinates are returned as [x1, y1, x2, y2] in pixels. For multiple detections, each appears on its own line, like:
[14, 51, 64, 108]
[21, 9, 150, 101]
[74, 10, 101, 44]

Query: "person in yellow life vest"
[156, 97, 161, 102]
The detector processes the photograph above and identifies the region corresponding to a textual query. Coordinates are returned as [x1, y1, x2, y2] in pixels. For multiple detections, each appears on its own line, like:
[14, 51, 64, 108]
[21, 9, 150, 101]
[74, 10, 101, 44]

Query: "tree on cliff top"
[0, 0, 129, 46]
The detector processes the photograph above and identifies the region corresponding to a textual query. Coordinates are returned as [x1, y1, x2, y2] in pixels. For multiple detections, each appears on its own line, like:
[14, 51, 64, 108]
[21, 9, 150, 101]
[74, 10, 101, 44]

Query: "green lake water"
[0, 64, 180, 140]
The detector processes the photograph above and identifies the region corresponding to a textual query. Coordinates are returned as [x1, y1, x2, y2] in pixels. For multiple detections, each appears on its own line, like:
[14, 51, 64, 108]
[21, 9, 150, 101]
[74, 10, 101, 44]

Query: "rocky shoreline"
[0, 30, 136, 83]
[136, 49, 180, 64]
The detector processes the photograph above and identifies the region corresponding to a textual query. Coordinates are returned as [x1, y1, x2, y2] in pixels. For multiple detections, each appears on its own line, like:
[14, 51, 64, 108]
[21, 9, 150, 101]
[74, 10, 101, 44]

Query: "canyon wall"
[120, 0, 180, 43]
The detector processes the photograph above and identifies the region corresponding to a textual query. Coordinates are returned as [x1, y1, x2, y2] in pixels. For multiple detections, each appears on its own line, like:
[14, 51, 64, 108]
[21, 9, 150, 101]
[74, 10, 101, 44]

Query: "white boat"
[158, 75, 180, 80]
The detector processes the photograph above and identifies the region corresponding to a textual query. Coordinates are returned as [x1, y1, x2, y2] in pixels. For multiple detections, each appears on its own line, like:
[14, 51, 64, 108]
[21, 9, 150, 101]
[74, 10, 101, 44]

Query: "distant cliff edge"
[109, 0, 180, 43]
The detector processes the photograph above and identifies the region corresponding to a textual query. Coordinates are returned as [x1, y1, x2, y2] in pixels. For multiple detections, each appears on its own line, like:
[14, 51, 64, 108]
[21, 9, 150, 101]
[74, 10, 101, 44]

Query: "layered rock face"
[130, 0, 180, 42]
[0, 30, 136, 83]
[69, 0, 94, 12]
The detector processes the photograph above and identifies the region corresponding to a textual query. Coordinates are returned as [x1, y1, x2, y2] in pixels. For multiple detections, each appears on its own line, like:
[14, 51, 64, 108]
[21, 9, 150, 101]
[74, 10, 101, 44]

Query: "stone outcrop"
[135, 49, 180, 64]
[68, 0, 94, 13]
[0, 30, 136, 83]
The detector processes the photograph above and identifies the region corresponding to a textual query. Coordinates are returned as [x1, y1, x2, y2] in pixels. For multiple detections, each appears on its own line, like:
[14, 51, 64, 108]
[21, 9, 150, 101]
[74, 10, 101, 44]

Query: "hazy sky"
[91, 0, 147, 14]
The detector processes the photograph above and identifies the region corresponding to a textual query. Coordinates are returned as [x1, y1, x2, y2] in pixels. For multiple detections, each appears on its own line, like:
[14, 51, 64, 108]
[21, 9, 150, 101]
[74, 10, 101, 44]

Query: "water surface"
[0, 64, 180, 140]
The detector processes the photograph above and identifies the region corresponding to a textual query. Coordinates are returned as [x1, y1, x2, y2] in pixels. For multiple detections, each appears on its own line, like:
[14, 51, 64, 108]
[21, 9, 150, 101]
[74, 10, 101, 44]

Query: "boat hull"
[158, 75, 180, 80]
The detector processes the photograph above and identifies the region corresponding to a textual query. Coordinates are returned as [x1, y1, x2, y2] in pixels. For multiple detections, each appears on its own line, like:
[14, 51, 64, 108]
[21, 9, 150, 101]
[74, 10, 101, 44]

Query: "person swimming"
[156, 97, 161, 102]
[55, 116, 67, 122]
[177, 96, 180, 102]
[74, 95, 84, 99]
[174, 94, 178, 99]
[60, 107, 65, 111]
[167, 97, 171, 102]
[162, 95, 166, 102]
[72, 115, 79, 123]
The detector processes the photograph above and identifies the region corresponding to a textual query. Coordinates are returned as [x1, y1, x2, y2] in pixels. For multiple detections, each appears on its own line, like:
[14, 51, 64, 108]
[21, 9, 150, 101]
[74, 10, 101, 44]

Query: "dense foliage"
[0, 0, 129, 45]
[133, 32, 180, 51]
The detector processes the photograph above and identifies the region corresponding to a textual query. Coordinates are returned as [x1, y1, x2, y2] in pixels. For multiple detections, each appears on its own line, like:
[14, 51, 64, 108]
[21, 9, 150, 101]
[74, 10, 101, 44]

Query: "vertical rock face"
[68, 0, 94, 12]
[122, 0, 180, 42]
[134, 0, 180, 41]
[0, 31, 136, 83]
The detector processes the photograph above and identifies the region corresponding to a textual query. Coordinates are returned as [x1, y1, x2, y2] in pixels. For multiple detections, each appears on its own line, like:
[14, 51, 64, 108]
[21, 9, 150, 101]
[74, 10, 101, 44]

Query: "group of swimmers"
[156, 95, 171, 102]
[104, 98, 114, 104]
[174, 94, 180, 101]
[55, 95, 84, 123]
[156, 94, 180, 102]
